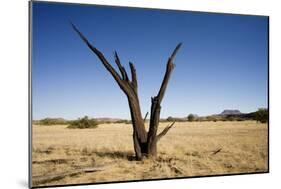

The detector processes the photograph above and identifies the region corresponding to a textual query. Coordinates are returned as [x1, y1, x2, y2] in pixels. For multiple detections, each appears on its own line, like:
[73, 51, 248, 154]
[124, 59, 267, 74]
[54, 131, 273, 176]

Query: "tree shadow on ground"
[92, 151, 136, 161]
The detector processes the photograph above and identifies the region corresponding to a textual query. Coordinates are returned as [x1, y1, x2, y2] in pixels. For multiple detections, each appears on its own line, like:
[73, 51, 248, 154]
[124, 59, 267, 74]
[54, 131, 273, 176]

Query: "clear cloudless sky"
[32, 1, 268, 120]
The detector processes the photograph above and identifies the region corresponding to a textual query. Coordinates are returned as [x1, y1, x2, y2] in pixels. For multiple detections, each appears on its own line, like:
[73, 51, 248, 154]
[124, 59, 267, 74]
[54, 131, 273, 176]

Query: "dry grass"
[32, 121, 268, 187]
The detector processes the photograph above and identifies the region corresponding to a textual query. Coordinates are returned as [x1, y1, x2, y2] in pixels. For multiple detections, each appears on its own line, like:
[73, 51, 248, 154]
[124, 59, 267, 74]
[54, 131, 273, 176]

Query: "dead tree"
[71, 23, 182, 160]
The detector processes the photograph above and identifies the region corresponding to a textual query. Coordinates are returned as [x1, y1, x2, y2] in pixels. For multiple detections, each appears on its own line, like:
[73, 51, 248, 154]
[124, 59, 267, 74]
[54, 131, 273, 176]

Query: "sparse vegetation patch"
[67, 116, 99, 129]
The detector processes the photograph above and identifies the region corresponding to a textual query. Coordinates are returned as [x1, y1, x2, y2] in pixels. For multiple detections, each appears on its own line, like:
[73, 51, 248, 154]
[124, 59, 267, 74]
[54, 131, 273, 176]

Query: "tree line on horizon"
[185, 108, 268, 123]
[167, 108, 268, 123]
[33, 108, 268, 127]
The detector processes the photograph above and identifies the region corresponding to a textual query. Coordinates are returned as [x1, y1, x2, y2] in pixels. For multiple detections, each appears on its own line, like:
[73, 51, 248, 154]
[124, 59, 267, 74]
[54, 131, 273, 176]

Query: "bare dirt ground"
[32, 121, 268, 187]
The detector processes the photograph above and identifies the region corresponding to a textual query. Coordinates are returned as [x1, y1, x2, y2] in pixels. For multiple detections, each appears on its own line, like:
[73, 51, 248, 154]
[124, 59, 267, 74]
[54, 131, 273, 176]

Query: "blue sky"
[32, 2, 268, 120]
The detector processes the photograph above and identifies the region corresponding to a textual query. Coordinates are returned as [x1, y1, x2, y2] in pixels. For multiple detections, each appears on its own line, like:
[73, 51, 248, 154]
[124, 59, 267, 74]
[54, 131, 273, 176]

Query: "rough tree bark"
[72, 23, 182, 160]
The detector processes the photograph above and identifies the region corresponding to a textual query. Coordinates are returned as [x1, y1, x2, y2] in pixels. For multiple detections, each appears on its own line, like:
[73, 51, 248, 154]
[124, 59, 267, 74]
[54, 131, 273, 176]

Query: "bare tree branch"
[129, 62, 138, 90]
[147, 43, 182, 148]
[157, 121, 176, 141]
[71, 23, 132, 93]
[114, 51, 129, 81]
[170, 43, 182, 60]
[211, 148, 222, 155]
[157, 43, 182, 103]
[33, 165, 108, 185]
[143, 112, 149, 122]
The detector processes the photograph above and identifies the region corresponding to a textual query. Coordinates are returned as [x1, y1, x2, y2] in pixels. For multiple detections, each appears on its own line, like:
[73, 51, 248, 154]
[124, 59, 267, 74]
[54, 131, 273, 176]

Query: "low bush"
[68, 116, 99, 129]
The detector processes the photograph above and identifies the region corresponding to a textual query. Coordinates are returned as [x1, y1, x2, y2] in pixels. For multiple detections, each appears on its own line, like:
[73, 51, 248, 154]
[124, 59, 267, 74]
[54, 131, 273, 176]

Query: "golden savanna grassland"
[32, 121, 268, 187]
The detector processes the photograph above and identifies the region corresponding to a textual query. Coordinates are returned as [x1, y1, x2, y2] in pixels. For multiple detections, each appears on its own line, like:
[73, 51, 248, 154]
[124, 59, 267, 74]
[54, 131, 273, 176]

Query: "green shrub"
[254, 108, 269, 123]
[115, 120, 126, 124]
[225, 115, 234, 121]
[206, 116, 217, 122]
[125, 120, 132, 124]
[68, 116, 98, 129]
[236, 118, 245, 121]
[114, 119, 132, 124]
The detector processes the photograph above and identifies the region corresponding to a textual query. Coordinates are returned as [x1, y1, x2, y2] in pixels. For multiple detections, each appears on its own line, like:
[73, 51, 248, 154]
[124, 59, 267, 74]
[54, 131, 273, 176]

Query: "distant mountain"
[219, 110, 242, 116]
[95, 117, 124, 122]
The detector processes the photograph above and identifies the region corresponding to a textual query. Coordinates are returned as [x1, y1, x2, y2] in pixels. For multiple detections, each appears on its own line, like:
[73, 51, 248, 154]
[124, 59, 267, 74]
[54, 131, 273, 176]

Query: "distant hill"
[95, 117, 124, 123]
[219, 110, 242, 116]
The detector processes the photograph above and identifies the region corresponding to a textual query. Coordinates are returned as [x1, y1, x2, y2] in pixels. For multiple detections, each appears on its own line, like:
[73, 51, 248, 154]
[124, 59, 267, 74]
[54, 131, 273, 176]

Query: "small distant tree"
[187, 114, 195, 122]
[254, 108, 268, 123]
[166, 116, 174, 122]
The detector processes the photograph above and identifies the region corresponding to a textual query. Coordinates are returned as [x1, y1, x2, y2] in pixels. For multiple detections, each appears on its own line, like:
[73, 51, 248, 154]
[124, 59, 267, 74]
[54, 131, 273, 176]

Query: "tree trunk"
[71, 23, 182, 160]
[127, 96, 148, 160]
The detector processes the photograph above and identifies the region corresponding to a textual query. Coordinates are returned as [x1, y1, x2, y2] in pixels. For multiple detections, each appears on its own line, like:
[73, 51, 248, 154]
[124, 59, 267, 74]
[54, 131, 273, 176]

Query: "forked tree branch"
[148, 43, 182, 139]
[157, 121, 176, 141]
[114, 51, 129, 81]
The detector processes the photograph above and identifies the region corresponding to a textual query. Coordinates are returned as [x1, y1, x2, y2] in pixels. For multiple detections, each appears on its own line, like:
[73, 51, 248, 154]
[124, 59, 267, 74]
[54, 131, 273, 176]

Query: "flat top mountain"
[220, 110, 242, 115]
